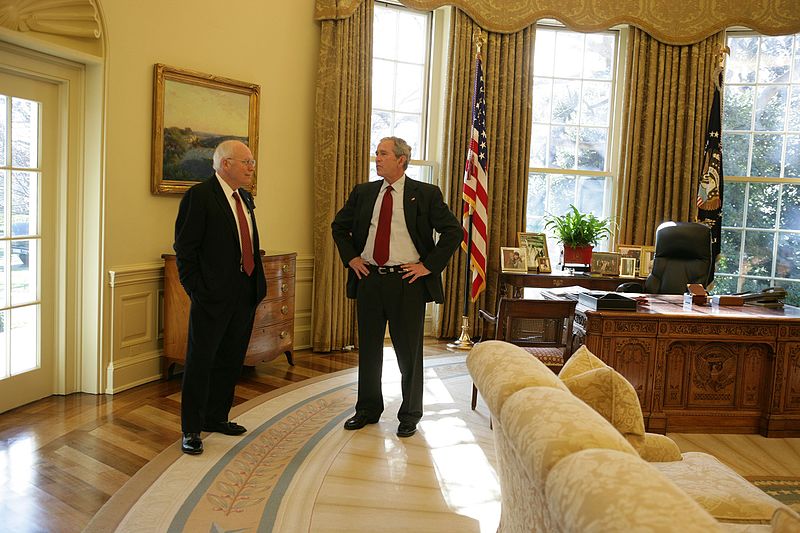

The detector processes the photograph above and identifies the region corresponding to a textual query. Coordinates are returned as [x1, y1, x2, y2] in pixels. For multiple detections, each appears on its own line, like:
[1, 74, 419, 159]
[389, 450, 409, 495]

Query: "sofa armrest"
[634, 432, 683, 462]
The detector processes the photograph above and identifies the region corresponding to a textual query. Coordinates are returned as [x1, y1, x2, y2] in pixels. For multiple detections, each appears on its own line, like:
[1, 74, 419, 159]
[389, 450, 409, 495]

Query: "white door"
[0, 70, 58, 413]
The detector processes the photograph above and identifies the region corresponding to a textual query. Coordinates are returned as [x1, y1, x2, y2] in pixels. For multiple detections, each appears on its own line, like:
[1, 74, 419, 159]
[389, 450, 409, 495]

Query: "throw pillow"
[562, 366, 645, 441]
[559, 344, 607, 380]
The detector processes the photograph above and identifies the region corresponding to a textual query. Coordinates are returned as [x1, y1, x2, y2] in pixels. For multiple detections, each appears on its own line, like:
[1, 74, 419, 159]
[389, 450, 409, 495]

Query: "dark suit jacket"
[331, 177, 461, 303]
[174, 177, 267, 312]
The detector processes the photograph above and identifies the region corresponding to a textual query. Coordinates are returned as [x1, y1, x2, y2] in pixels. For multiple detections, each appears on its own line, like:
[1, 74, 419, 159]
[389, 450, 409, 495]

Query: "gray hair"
[212, 140, 242, 171]
[380, 136, 411, 170]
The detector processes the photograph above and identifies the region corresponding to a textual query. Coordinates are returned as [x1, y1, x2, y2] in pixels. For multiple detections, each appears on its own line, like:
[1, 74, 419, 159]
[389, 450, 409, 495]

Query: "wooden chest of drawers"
[162, 251, 296, 374]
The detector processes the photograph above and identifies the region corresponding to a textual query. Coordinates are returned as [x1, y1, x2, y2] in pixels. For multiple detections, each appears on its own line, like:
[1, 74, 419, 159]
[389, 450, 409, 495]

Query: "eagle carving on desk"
[693, 350, 736, 393]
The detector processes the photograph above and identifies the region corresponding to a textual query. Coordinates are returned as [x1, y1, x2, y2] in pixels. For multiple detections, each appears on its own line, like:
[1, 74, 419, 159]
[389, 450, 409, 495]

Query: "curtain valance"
[316, 0, 800, 44]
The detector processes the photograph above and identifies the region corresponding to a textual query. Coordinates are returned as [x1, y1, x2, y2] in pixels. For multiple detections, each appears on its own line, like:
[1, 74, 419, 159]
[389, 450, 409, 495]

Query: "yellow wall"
[102, 0, 318, 265]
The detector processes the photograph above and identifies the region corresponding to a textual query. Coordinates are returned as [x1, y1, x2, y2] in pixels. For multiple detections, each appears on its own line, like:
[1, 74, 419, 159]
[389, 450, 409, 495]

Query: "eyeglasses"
[226, 158, 257, 167]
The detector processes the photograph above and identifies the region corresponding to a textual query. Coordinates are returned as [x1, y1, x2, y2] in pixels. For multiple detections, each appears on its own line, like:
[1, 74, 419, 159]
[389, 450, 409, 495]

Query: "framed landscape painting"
[151, 64, 260, 195]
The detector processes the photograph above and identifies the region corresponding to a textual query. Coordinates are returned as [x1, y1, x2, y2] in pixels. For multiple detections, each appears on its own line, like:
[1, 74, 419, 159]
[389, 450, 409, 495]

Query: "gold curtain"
[615, 28, 725, 246]
[439, 10, 533, 339]
[397, 1, 798, 44]
[311, 1, 373, 352]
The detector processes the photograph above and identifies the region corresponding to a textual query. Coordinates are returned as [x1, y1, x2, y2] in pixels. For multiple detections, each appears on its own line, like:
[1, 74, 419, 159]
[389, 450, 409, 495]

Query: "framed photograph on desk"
[639, 246, 655, 277]
[518, 232, 549, 272]
[501, 247, 528, 273]
[590, 251, 621, 276]
[617, 244, 642, 271]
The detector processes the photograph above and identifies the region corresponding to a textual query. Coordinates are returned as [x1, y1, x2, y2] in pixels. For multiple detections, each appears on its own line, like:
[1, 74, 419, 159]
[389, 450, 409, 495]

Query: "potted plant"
[544, 205, 612, 265]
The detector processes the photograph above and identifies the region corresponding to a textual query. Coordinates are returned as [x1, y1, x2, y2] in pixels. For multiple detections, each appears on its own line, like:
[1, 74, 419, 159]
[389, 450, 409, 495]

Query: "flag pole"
[448, 29, 486, 351]
[448, 203, 475, 350]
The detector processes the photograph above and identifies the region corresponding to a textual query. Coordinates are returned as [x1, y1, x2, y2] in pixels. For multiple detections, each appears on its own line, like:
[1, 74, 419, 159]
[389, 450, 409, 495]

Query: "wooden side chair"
[471, 297, 578, 410]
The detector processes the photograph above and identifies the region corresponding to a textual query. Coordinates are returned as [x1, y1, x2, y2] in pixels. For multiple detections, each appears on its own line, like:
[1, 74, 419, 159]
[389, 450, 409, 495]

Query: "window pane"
[551, 80, 579, 124]
[742, 230, 774, 276]
[370, 111, 392, 153]
[548, 174, 577, 214]
[530, 126, 548, 167]
[549, 126, 577, 168]
[719, 228, 742, 275]
[393, 113, 421, 155]
[711, 275, 739, 295]
[785, 135, 800, 178]
[395, 63, 423, 113]
[776, 232, 800, 278]
[9, 305, 37, 376]
[0, 169, 5, 238]
[0, 242, 5, 305]
[11, 98, 38, 169]
[372, 59, 395, 110]
[723, 85, 754, 130]
[746, 182, 779, 228]
[12, 171, 37, 236]
[553, 32, 583, 78]
[581, 81, 611, 125]
[577, 127, 607, 171]
[742, 277, 771, 293]
[533, 30, 556, 77]
[723, 133, 750, 176]
[373, 8, 398, 60]
[750, 133, 782, 177]
[722, 181, 746, 227]
[758, 35, 793, 83]
[11, 238, 36, 305]
[0, 95, 6, 167]
[526, 173, 546, 230]
[576, 176, 606, 214]
[583, 34, 614, 80]
[754, 86, 786, 131]
[727, 36, 758, 84]
[399, 12, 427, 63]
[532, 78, 553, 123]
[0, 309, 6, 379]
[780, 183, 800, 228]
[788, 86, 800, 130]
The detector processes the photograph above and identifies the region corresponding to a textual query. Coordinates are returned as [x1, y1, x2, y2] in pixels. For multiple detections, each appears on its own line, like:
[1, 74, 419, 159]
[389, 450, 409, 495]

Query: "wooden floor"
[1, 342, 799, 532]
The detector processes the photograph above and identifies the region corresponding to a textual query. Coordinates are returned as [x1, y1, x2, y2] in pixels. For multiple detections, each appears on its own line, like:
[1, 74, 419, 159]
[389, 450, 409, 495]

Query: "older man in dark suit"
[332, 136, 461, 438]
[173, 139, 267, 455]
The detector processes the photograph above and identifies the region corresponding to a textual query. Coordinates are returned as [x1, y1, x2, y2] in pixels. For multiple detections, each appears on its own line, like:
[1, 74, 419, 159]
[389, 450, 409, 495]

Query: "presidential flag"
[697, 63, 724, 276]
[462, 55, 489, 301]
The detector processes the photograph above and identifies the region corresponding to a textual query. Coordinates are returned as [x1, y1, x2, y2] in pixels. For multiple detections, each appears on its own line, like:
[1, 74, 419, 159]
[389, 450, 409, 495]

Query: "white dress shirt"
[361, 175, 420, 266]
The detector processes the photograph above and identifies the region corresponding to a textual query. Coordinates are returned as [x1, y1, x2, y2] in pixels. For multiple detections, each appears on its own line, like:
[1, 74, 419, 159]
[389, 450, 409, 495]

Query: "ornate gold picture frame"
[151, 64, 260, 195]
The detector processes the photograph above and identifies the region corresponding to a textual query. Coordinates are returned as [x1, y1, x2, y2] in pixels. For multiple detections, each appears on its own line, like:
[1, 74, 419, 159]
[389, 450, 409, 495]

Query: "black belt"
[367, 264, 403, 275]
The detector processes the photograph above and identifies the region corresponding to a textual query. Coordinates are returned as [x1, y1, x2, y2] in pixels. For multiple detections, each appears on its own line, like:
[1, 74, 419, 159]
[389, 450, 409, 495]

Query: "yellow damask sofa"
[467, 340, 797, 533]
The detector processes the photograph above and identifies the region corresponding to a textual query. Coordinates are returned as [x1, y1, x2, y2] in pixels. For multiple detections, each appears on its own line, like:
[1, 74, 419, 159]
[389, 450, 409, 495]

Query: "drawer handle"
[280, 330, 289, 339]
[282, 264, 289, 273]
[281, 305, 289, 315]
[281, 283, 288, 293]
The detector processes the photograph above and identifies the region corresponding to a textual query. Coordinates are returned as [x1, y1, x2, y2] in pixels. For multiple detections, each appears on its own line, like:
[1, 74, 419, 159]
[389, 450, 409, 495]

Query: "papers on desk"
[539, 285, 593, 301]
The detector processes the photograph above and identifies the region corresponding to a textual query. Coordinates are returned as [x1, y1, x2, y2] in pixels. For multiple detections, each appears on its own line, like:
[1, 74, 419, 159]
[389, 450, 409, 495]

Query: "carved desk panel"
[573, 295, 800, 437]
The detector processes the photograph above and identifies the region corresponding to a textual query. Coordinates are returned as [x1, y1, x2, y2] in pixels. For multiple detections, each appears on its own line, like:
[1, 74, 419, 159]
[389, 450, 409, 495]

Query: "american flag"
[697, 63, 724, 278]
[462, 55, 489, 301]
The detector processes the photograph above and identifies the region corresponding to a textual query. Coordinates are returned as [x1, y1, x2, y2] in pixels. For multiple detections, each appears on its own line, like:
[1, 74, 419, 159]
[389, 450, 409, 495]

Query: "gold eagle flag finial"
[472, 28, 487, 56]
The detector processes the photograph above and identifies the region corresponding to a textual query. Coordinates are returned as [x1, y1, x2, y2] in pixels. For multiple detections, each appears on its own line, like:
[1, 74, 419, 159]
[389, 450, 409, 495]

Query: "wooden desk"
[570, 294, 800, 437]
[499, 270, 641, 298]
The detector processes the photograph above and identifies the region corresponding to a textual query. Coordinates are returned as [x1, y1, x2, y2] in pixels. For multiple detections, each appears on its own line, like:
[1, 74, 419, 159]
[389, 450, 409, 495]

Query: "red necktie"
[233, 192, 255, 276]
[373, 185, 393, 266]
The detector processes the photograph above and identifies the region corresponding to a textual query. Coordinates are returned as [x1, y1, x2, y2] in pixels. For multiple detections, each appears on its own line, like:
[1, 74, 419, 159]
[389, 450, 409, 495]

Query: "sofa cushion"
[467, 340, 569, 416]
[651, 452, 784, 524]
[772, 507, 800, 533]
[546, 448, 724, 532]
[562, 366, 646, 444]
[501, 387, 638, 487]
[559, 344, 607, 379]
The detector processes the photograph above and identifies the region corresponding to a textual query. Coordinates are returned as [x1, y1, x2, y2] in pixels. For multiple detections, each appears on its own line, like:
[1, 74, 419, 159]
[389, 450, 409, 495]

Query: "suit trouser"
[355, 270, 426, 423]
[181, 272, 257, 433]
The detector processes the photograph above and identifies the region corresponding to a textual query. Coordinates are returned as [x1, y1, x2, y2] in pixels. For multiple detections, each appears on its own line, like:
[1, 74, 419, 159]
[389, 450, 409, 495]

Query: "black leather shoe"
[396, 422, 417, 438]
[203, 421, 247, 435]
[181, 432, 203, 455]
[343, 412, 380, 430]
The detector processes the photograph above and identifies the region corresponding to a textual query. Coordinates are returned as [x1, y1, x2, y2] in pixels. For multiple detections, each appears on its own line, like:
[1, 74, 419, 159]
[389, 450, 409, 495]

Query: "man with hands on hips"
[331, 136, 461, 438]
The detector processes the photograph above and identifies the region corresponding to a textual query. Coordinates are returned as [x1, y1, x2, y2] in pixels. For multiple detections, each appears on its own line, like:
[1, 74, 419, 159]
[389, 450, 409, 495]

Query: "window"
[526, 26, 621, 255]
[716, 33, 800, 305]
[370, 3, 434, 182]
[0, 94, 41, 379]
